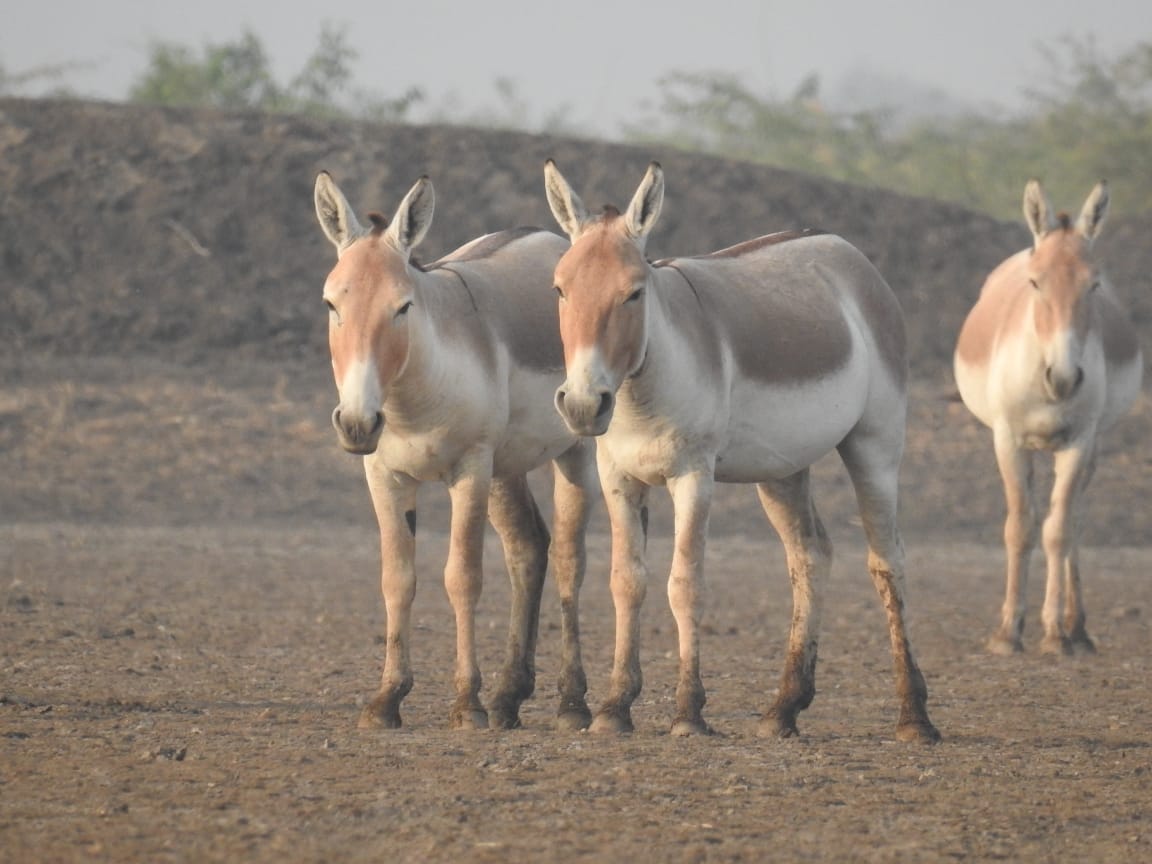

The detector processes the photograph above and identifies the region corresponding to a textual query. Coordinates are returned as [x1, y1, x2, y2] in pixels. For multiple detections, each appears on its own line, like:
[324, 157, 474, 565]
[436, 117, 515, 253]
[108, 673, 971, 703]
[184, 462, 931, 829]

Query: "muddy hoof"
[670, 718, 714, 737]
[1039, 635, 1073, 656]
[556, 704, 593, 732]
[897, 720, 942, 744]
[986, 634, 1024, 656]
[590, 711, 634, 734]
[757, 713, 800, 739]
[451, 708, 490, 731]
[488, 701, 522, 730]
[1067, 634, 1097, 656]
[357, 702, 402, 730]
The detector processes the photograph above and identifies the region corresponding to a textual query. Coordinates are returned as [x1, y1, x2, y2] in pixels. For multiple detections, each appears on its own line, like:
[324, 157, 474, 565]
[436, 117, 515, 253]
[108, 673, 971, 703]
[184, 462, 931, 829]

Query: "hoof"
[1068, 633, 1097, 656]
[757, 712, 800, 739]
[556, 704, 593, 732]
[451, 708, 490, 731]
[896, 721, 942, 744]
[1039, 635, 1073, 656]
[590, 711, 634, 734]
[986, 634, 1024, 656]
[670, 718, 714, 737]
[488, 701, 522, 730]
[357, 702, 402, 730]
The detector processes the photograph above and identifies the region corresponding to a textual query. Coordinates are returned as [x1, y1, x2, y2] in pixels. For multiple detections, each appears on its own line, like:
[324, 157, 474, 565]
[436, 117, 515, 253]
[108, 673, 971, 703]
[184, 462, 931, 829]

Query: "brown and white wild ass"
[543, 160, 940, 742]
[954, 180, 1142, 655]
[314, 171, 597, 730]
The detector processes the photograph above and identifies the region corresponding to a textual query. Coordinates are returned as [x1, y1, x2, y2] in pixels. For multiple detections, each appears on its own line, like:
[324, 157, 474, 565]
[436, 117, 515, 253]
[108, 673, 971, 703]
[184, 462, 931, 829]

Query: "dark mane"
[424, 226, 545, 270]
[653, 228, 826, 266]
[366, 212, 388, 235]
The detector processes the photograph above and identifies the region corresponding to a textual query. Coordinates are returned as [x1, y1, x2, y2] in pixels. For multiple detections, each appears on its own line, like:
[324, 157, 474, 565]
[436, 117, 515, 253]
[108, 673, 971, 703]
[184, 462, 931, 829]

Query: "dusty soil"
[2, 99, 1151, 862]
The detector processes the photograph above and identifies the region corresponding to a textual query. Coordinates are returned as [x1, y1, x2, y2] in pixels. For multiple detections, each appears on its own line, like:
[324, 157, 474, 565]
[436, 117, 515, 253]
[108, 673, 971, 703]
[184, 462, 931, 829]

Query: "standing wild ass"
[954, 180, 1142, 655]
[314, 172, 597, 730]
[542, 160, 940, 742]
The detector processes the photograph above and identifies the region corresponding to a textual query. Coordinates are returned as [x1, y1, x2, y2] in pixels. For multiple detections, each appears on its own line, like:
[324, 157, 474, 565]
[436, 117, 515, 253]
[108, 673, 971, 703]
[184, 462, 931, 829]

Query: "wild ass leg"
[990, 424, 1037, 654]
[666, 468, 716, 736]
[756, 470, 832, 739]
[360, 458, 419, 729]
[1040, 443, 1097, 655]
[444, 453, 494, 729]
[1062, 444, 1098, 654]
[590, 456, 651, 734]
[840, 434, 940, 744]
[486, 474, 549, 730]
[550, 442, 596, 730]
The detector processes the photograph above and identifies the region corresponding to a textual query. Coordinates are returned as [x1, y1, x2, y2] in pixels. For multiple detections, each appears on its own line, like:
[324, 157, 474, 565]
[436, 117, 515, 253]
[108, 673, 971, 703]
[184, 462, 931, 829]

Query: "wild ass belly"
[602, 370, 868, 486]
[714, 373, 868, 482]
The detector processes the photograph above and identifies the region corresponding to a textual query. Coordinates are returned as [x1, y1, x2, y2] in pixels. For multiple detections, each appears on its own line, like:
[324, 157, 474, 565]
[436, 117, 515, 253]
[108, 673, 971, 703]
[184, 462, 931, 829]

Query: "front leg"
[666, 468, 716, 736]
[990, 424, 1036, 655]
[590, 453, 650, 734]
[549, 440, 597, 730]
[445, 450, 494, 729]
[1041, 443, 1096, 655]
[359, 457, 419, 730]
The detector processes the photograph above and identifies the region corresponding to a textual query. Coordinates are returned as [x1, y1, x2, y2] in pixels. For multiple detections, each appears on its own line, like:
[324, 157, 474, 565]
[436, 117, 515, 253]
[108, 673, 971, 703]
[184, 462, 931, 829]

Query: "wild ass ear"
[385, 176, 435, 256]
[315, 171, 365, 254]
[1076, 181, 1109, 245]
[544, 159, 588, 240]
[623, 162, 664, 243]
[1022, 178, 1055, 247]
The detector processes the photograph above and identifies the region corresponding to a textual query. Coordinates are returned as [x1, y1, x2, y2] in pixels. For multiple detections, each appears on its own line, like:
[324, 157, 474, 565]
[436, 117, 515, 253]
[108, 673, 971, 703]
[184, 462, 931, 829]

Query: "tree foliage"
[625, 37, 1152, 218]
[128, 25, 422, 123]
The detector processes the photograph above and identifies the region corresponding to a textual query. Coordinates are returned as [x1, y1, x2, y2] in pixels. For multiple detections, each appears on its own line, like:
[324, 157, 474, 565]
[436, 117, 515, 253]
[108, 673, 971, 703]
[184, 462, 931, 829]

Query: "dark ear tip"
[545, 158, 556, 168]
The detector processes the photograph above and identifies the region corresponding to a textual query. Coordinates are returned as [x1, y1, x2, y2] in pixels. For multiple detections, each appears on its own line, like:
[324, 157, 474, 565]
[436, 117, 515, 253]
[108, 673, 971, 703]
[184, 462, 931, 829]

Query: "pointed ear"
[385, 176, 435, 255]
[1022, 178, 1055, 247]
[1076, 180, 1109, 245]
[623, 161, 664, 242]
[544, 159, 588, 240]
[315, 171, 365, 253]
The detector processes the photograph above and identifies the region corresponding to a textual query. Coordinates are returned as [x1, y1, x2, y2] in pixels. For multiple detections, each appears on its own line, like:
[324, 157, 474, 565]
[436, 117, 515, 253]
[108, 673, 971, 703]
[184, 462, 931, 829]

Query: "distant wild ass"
[954, 180, 1142, 655]
[542, 160, 940, 742]
[314, 172, 597, 730]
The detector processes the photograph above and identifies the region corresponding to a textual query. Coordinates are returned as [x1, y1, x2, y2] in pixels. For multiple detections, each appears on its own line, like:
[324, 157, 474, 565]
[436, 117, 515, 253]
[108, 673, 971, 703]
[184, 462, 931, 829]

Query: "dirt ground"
[2, 98, 1151, 862]
[2, 356, 1150, 863]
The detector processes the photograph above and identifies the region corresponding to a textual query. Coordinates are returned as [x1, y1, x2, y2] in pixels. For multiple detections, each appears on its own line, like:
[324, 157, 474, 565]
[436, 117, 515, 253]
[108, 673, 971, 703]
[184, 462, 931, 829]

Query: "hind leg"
[550, 441, 596, 730]
[839, 430, 940, 744]
[756, 469, 832, 739]
[487, 474, 550, 729]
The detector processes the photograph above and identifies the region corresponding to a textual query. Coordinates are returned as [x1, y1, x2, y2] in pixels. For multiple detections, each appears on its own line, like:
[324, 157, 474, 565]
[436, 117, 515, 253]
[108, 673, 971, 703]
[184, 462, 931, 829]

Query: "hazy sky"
[3, 1, 1148, 135]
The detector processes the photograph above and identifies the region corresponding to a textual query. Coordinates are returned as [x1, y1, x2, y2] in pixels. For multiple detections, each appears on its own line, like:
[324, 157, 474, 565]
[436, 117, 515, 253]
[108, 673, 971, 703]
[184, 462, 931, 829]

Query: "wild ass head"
[544, 160, 664, 436]
[1022, 179, 1109, 402]
[314, 171, 434, 453]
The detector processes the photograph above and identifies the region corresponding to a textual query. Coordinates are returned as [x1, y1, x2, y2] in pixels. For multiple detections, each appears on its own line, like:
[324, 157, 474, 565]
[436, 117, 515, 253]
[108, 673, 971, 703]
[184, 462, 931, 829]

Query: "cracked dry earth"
[2, 358, 1151, 863]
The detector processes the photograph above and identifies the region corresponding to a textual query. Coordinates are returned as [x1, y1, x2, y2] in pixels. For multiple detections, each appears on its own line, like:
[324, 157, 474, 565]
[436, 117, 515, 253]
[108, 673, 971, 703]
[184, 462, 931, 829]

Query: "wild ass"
[543, 160, 940, 742]
[314, 172, 597, 730]
[954, 180, 1142, 655]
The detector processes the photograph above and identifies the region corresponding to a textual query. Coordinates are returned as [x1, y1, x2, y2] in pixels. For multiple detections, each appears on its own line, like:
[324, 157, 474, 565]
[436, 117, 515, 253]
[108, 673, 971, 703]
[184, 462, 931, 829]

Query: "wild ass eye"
[324, 298, 341, 326]
[554, 285, 565, 300]
[395, 300, 414, 318]
[1089, 279, 1101, 293]
[624, 286, 644, 304]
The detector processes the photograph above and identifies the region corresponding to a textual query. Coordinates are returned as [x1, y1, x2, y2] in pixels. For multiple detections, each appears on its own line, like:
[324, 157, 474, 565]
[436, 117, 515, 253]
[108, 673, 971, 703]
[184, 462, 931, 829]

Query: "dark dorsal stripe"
[426, 226, 546, 269]
[691, 229, 827, 261]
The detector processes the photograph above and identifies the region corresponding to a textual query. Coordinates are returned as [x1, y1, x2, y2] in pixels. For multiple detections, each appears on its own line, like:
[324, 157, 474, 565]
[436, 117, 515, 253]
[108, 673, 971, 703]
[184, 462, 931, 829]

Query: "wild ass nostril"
[595, 391, 613, 421]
